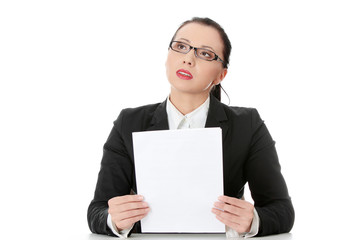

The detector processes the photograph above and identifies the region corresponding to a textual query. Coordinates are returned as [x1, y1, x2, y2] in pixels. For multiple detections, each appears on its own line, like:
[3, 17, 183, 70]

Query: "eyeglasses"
[169, 41, 224, 64]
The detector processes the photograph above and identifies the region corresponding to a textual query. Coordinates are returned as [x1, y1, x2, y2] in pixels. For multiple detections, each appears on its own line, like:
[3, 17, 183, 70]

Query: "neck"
[169, 90, 209, 115]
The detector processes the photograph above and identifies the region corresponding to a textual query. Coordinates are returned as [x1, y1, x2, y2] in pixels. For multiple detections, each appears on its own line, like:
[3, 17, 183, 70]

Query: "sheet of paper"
[133, 128, 224, 233]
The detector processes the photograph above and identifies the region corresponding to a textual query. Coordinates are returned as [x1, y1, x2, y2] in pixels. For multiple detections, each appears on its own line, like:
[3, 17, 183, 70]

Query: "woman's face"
[165, 23, 227, 98]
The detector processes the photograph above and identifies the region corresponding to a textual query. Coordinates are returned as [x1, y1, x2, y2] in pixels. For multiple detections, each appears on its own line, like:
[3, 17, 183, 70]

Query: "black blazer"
[87, 95, 295, 237]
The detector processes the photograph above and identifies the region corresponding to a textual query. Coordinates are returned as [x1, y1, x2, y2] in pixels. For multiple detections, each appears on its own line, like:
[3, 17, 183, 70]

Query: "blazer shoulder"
[225, 105, 260, 119]
[121, 102, 162, 117]
[222, 104, 264, 129]
[115, 102, 161, 122]
[113, 101, 164, 132]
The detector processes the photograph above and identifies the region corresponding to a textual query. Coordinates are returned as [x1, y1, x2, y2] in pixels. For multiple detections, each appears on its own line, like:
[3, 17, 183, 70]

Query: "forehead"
[174, 23, 223, 53]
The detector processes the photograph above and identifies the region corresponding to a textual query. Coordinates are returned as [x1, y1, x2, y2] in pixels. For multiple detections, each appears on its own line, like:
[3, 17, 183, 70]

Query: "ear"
[213, 68, 228, 85]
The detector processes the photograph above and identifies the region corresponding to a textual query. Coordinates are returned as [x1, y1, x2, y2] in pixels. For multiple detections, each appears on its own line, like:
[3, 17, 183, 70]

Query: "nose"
[182, 49, 196, 67]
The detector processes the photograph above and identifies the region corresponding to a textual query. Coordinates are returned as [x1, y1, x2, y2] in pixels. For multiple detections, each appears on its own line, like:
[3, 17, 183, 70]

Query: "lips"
[176, 69, 193, 80]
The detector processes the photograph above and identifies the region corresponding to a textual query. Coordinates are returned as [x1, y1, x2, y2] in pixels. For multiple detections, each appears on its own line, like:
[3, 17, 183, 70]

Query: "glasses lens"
[171, 41, 190, 53]
[196, 48, 216, 61]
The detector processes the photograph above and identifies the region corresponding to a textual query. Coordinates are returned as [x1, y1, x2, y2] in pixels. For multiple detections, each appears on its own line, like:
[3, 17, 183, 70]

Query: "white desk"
[87, 233, 293, 240]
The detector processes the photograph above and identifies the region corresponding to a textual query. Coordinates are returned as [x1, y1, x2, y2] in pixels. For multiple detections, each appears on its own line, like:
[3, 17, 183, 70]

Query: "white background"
[1, 0, 359, 239]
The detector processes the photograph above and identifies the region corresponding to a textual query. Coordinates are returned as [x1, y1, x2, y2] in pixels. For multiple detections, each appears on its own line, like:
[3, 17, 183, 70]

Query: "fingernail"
[137, 195, 144, 200]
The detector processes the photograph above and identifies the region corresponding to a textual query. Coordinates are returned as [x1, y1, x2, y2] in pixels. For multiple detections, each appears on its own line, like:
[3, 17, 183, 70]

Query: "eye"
[198, 49, 214, 59]
[178, 44, 186, 50]
[176, 43, 188, 50]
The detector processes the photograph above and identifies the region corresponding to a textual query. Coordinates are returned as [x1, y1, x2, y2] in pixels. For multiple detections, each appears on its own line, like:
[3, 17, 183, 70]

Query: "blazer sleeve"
[245, 109, 295, 236]
[87, 110, 136, 236]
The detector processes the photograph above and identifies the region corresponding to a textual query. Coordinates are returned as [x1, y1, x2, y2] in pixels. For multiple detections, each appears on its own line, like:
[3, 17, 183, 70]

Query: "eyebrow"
[178, 38, 216, 51]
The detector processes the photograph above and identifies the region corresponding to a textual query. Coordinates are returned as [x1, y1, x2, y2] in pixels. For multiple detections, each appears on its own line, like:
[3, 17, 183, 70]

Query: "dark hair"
[170, 17, 232, 101]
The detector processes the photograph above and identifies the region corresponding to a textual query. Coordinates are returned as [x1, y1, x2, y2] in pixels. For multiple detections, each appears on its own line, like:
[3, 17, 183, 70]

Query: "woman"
[87, 17, 294, 238]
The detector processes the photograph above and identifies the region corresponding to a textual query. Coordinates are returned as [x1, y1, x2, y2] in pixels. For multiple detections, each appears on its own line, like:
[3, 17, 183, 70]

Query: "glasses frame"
[169, 41, 224, 64]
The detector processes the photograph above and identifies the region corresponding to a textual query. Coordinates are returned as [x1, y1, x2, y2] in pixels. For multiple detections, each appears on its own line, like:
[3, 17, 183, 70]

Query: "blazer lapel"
[205, 95, 229, 141]
[146, 99, 170, 131]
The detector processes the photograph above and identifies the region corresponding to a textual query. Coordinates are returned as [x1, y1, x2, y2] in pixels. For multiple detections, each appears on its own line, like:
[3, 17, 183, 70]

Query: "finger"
[108, 195, 144, 205]
[113, 207, 150, 222]
[120, 201, 148, 211]
[109, 201, 148, 215]
[215, 214, 248, 233]
[213, 201, 242, 216]
[214, 201, 254, 217]
[215, 214, 239, 228]
[218, 195, 252, 209]
[115, 213, 148, 231]
[211, 208, 242, 224]
[217, 209, 253, 223]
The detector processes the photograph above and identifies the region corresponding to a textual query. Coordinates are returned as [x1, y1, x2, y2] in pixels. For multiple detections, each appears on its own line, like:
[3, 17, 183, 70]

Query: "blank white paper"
[132, 128, 224, 233]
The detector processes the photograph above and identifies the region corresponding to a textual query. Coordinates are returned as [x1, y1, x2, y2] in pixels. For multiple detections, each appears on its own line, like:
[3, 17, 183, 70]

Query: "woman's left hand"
[212, 195, 254, 233]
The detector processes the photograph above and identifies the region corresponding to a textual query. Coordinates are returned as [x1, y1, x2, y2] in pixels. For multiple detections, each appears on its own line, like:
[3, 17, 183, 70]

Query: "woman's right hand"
[108, 195, 150, 231]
